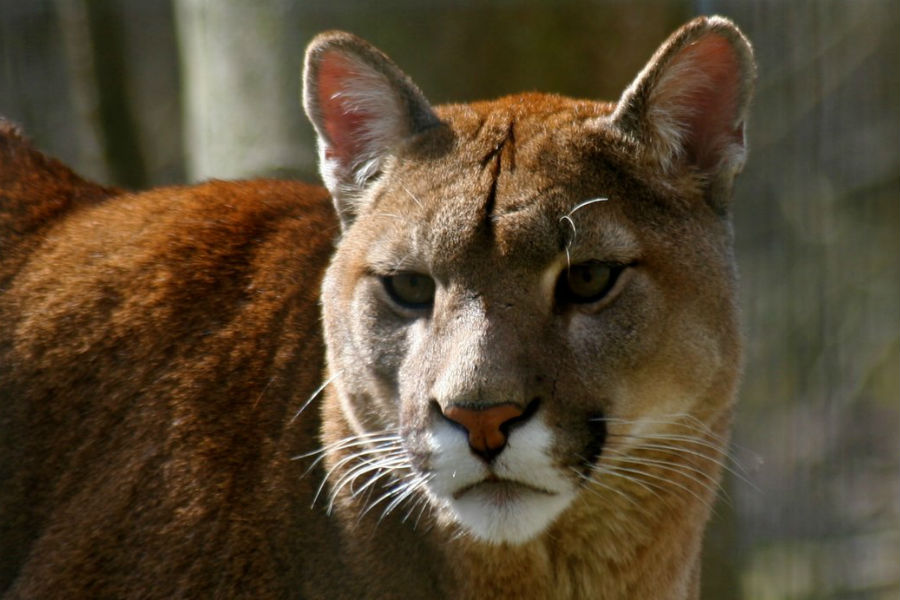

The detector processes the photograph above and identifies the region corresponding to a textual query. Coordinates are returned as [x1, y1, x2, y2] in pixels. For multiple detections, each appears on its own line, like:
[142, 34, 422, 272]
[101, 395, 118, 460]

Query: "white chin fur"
[424, 415, 576, 545]
[449, 483, 575, 544]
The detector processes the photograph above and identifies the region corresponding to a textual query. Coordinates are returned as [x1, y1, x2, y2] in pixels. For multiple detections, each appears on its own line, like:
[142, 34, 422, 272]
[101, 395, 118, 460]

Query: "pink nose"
[441, 403, 525, 461]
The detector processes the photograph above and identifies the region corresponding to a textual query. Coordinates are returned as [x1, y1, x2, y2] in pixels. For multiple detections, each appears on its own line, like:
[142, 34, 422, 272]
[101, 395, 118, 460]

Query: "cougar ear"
[611, 16, 756, 206]
[303, 31, 440, 227]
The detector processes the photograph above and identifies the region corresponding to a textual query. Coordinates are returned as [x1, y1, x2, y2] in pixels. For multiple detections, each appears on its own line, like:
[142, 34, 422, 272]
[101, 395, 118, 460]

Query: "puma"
[0, 16, 755, 599]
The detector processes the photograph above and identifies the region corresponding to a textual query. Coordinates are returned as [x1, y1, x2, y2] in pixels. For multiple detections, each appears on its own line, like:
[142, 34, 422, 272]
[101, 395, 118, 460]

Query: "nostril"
[500, 397, 541, 436]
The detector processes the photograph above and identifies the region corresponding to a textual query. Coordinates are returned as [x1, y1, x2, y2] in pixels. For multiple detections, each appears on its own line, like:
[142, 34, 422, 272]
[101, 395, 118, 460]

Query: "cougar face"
[319, 93, 741, 544]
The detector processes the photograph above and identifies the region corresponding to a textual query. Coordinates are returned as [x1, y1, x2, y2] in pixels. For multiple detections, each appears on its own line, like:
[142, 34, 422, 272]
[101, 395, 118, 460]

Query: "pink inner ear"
[676, 34, 744, 170]
[316, 52, 372, 164]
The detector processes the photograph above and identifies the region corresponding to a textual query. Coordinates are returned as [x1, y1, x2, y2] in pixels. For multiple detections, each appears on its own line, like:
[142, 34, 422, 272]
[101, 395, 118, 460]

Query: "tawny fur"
[1, 16, 754, 599]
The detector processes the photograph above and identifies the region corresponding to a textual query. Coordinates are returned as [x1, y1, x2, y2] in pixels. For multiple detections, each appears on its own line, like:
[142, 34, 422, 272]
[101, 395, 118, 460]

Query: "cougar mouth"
[452, 477, 556, 502]
[444, 472, 576, 544]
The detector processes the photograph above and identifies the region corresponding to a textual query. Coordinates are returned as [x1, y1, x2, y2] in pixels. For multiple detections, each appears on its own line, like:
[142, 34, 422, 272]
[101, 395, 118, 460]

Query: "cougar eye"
[382, 272, 436, 309]
[556, 261, 622, 305]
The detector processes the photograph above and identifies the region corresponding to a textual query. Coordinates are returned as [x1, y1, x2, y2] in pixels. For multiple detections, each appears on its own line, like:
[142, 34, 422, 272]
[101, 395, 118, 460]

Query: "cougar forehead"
[357, 94, 649, 272]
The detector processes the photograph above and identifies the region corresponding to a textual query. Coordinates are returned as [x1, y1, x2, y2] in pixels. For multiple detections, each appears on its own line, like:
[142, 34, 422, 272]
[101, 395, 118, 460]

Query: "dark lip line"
[452, 477, 556, 500]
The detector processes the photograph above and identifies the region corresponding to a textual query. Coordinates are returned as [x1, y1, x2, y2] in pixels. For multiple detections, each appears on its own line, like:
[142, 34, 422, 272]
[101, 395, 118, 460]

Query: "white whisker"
[290, 374, 337, 424]
[602, 448, 722, 489]
[330, 459, 406, 515]
[589, 463, 666, 501]
[595, 412, 757, 489]
[311, 437, 404, 508]
[618, 440, 757, 491]
[373, 212, 406, 222]
[355, 471, 420, 521]
[325, 447, 405, 496]
[573, 466, 643, 509]
[378, 476, 430, 522]
[596, 458, 720, 509]
[325, 451, 407, 510]
[559, 197, 608, 258]
[597, 414, 729, 444]
[294, 432, 403, 479]
[404, 491, 434, 529]
[401, 184, 423, 209]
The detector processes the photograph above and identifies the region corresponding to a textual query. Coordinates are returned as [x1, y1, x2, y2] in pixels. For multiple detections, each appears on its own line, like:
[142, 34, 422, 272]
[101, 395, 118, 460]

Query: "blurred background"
[1, 1, 897, 597]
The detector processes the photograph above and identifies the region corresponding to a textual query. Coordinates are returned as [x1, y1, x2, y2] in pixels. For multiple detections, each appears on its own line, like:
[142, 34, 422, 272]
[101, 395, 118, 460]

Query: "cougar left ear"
[303, 31, 440, 228]
[611, 16, 756, 206]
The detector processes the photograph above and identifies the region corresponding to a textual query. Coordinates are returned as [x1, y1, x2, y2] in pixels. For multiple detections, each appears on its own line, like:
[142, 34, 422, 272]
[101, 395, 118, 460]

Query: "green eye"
[382, 272, 436, 309]
[557, 261, 621, 305]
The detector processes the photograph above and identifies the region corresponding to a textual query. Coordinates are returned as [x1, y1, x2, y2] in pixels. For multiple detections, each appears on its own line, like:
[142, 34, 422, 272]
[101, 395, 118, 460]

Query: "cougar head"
[304, 16, 754, 544]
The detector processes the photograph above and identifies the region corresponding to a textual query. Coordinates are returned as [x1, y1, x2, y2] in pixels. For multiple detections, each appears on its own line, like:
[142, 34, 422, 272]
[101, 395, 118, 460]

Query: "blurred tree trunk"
[53, 0, 111, 184]
[55, 0, 147, 187]
[46, 0, 181, 187]
[173, 0, 315, 182]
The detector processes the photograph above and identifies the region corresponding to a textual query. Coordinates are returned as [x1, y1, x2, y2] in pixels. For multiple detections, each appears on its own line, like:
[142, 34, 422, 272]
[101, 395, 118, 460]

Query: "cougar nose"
[441, 401, 536, 462]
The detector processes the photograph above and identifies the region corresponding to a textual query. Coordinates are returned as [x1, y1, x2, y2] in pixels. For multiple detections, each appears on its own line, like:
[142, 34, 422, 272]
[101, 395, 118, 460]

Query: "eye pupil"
[383, 273, 435, 308]
[558, 262, 619, 304]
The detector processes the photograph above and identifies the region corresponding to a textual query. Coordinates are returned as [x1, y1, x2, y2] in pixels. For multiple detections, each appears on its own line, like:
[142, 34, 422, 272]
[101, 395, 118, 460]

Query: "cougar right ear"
[610, 16, 756, 209]
[303, 31, 439, 228]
